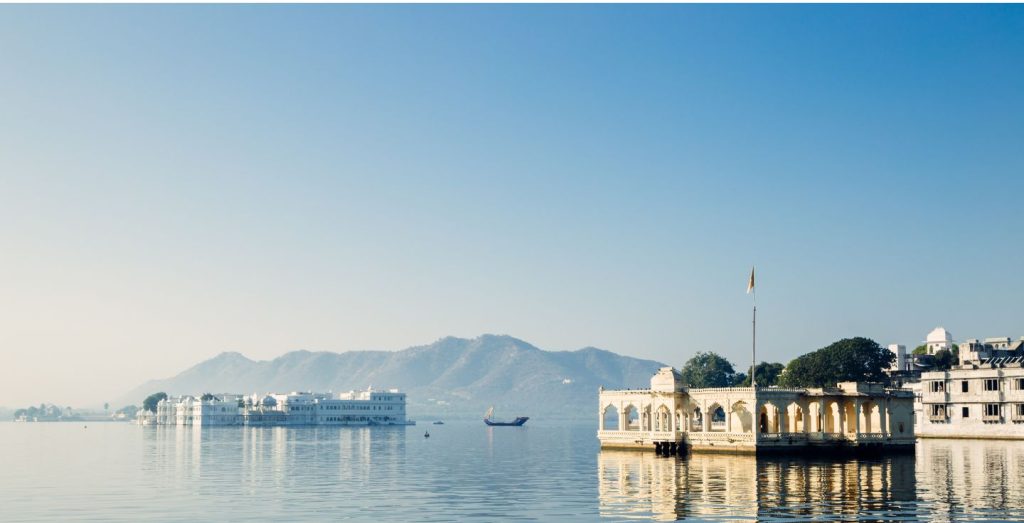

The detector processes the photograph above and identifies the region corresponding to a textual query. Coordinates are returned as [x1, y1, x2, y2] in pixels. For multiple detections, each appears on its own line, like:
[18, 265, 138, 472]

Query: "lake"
[1, 421, 1022, 521]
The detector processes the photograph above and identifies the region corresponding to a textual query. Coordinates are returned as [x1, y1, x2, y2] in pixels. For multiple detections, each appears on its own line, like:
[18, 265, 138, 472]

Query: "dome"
[261, 396, 278, 407]
[926, 327, 953, 343]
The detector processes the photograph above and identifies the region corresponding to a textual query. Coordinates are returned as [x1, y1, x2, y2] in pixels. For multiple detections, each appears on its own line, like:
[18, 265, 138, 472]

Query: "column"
[854, 400, 862, 435]
[838, 401, 845, 434]
[881, 398, 890, 436]
[818, 398, 825, 432]
[727, 401, 733, 433]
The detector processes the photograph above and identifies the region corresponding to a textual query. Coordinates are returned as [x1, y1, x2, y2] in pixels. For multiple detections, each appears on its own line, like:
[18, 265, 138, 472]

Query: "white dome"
[926, 327, 953, 343]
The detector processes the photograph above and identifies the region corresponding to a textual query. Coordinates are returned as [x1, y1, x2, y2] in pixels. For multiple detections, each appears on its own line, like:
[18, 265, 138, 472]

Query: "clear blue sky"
[1, 5, 1022, 407]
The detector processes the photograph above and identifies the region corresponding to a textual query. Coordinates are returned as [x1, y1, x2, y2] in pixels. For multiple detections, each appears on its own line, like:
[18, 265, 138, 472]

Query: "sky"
[1, 5, 1022, 409]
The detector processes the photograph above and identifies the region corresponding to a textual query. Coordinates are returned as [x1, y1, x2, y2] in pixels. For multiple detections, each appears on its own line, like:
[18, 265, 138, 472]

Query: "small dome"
[261, 396, 278, 407]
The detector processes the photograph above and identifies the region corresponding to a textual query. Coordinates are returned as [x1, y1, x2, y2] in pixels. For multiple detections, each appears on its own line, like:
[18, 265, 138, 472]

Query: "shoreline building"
[916, 335, 1024, 439]
[143, 388, 410, 427]
[598, 367, 915, 455]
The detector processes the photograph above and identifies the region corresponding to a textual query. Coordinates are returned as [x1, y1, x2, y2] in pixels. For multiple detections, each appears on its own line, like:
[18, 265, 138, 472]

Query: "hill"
[116, 335, 664, 420]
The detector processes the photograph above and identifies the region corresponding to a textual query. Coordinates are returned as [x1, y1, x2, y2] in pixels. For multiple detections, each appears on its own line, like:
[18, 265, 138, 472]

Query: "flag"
[746, 267, 755, 294]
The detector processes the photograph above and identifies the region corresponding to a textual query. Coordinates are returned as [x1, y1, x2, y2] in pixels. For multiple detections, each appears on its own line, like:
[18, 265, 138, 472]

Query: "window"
[985, 379, 999, 391]
[1016, 379, 1024, 390]
[1017, 404, 1024, 417]
[985, 404, 1000, 417]
[930, 405, 945, 417]
[930, 381, 945, 393]
[962, 407, 970, 418]
[962, 381, 969, 393]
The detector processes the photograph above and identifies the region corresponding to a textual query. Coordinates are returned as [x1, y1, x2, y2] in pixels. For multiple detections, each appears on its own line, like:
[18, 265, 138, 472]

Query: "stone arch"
[691, 407, 703, 432]
[655, 405, 672, 432]
[708, 403, 727, 432]
[602, 404, 619, 431]
[759, 402, 781, 433]
[843, 401, 857, 433]
[642, 404, 652, 431]
[861, 400, 880, 433]
[824, 400, 841, 433]
[807, 401, 822, 432]
[788, 403, 805, 433]
[731, 400, 753, 433]
[623, 404, 639, 431]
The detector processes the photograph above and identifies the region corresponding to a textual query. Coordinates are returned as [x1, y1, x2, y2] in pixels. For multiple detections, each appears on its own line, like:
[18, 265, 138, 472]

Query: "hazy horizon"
[2, 5, 1022, 409]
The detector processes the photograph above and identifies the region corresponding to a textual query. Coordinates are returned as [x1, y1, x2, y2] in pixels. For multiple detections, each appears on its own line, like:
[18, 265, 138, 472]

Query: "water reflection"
[917, 439, 1024, 522]
[600, 440, 1024, 522]
[599, 450, 916, 521]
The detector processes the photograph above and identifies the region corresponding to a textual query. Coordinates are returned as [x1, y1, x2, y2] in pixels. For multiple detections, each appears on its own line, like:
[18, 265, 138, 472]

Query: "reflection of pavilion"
[599, 367, 915, 453]
[598, 449, 916, 521]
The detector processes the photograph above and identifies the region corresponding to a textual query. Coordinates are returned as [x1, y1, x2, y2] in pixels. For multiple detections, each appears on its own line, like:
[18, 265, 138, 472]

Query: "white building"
[915, 334, 1024, 439]
[925, 327, 954, 355]
[598, 367, 915, 454]
[147, 388, 410, 427]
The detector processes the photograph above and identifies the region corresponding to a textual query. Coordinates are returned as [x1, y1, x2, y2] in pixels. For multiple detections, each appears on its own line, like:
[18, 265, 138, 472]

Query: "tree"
[779, 337, 895, 388]
[680, 352, 738, 388]
[739, 362, 785, 387]
[104, 402, 109, 412]
[912, 345, 928, 355]
[933, 348, 957, 371]
[200, 393, 215, 401]
[143, 392, 168, 413]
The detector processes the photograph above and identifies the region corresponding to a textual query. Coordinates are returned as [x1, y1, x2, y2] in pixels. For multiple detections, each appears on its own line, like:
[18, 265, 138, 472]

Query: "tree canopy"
[912, 344, 928, 355]
[680, 351, 738, 388]
[143, 392, 168, 413]
[779, 337, 894, 388]
[740, 362, 785, 387]
[932, 348, 958, 371]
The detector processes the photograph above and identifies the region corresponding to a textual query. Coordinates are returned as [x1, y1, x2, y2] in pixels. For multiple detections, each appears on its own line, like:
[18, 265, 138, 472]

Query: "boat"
[432, 421, 444, 425]
[424, 430, 430, 438]
[483, 406, 528, 426]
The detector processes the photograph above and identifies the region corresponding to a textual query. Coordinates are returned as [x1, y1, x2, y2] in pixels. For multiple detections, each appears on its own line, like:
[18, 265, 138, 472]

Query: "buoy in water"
[424, 431, 430, 438]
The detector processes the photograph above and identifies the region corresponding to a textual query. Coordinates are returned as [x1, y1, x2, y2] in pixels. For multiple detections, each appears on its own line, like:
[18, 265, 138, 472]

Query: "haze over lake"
[2, 421, 1022, 522]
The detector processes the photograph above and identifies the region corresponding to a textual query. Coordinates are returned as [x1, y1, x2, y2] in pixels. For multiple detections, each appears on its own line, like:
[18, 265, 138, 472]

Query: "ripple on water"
[0, 423, 1023, 522]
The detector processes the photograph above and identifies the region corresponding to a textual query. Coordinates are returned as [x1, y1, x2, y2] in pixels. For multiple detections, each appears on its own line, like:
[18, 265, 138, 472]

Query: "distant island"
[116, 334, 666, 420]
[13, 403, 82, 422]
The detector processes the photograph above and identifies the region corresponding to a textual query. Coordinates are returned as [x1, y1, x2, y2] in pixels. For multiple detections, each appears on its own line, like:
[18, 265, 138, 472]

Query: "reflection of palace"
[598, 450, 916, 521]
[598, 368, 915, 453]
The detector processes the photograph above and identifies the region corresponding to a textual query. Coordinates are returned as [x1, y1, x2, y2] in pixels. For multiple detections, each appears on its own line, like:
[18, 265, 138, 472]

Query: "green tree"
[779, 337, 895, 388]
[103, 402, 109, 412]
[933, 348, 957, 371]
[680, 352, 738, 388]
[740, 362, 785, 387]
[912, 344, 928, 355]
[200, 393, 215, 401]
[142, 392, 168, 413]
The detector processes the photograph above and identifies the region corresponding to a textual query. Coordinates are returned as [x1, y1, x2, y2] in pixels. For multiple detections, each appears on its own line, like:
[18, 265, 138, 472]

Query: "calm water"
[1, 421, 1022, 522]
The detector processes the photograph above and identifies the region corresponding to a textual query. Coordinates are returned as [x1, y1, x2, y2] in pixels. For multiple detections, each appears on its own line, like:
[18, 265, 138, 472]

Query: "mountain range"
[116, 335, 665, 419]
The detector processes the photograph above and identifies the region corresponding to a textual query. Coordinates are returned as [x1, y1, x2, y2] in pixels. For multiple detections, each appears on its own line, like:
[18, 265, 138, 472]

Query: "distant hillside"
[116, 335, 664, 420]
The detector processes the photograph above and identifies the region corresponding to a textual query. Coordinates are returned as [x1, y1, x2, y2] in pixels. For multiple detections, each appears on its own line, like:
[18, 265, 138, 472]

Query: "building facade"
[145, 388, 410, 427]
[916, 339, 1024, 439]
[598, 368, 914, 454]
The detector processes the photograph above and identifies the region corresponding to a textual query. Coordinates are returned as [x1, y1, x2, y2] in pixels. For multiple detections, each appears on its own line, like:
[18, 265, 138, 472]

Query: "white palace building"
[141, 388, 410, 427]
[598, 368, 915, 455]
[915, 331, 1024, 439]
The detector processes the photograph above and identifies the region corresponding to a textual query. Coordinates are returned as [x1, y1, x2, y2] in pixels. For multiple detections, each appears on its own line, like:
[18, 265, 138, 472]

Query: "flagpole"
[752, 286, 757, 389]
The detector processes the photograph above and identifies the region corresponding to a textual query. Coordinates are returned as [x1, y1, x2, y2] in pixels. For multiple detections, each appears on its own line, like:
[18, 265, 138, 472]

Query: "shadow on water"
[598, 439, 1024, 522]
